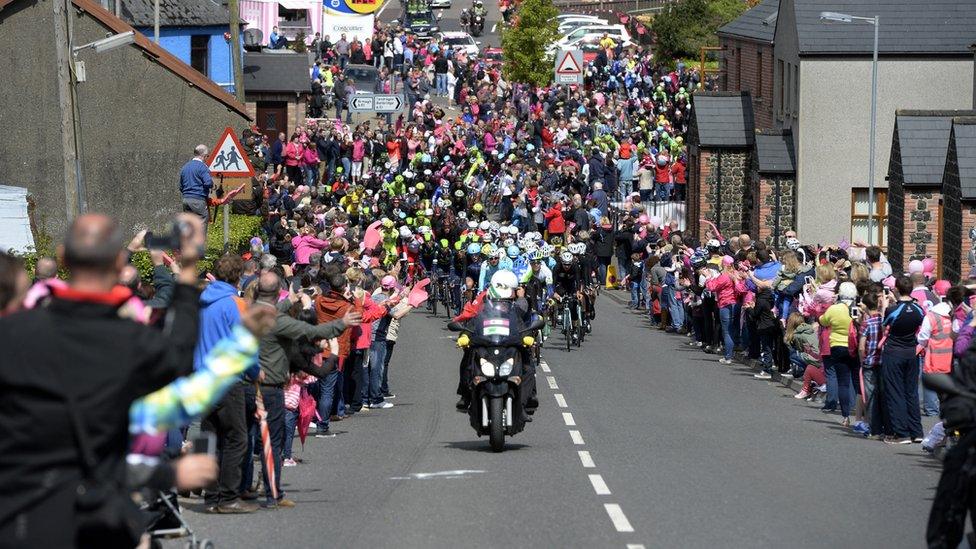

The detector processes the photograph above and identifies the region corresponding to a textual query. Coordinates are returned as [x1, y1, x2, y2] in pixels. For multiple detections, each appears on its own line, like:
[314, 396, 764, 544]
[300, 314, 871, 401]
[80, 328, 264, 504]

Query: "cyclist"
[552, 250, 583, 344]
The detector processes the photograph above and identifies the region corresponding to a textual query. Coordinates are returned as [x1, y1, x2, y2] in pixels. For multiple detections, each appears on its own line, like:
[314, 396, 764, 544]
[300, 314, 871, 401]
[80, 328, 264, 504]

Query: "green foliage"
[12, 211, 266, 282]
[652, 0, 749, 61]
[500, 0, 559, 87]
[289, 31, 308, 53]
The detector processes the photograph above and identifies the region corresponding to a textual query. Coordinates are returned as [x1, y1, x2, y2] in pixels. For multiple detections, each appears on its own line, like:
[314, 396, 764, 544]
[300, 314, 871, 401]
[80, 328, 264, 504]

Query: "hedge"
[14, 209, 265, 281]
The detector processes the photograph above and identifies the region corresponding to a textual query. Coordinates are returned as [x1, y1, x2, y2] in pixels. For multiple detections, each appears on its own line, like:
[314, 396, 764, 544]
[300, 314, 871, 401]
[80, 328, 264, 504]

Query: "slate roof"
[953, 119, 976, 200]
[893, 110, 976, 187]
[119, 0, 229, 28]
[690, 92, 755, 148]
[243, 52, 310, 94]
[792, 0, 976, 55]
[717, 0, 778, 44]
[755, 131, 795, 173]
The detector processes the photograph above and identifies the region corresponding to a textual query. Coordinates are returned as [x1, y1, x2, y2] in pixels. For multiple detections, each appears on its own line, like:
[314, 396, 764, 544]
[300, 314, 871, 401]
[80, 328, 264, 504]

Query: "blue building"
[118, 0, 239, 94]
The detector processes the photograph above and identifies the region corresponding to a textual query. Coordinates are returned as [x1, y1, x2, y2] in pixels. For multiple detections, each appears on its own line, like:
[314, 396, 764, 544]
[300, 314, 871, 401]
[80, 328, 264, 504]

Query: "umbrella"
[254, 382, 279, 501]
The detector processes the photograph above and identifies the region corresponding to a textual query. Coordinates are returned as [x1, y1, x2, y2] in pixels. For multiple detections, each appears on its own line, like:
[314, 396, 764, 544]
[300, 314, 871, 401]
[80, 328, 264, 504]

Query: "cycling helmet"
[440, 238, 450, 248]
[407, 241, 420, 252]
[559, 251, 574, 264]
[690, 253, 707, 269]
[408, 187, 416, 194]
[528, 249, 545, 262]
[489, 221, 500, 232]
[786, 237, 801, 251]
[399, 226, 412, 238]
[542, 244, 555, 257]
[473, 203, 484, 213]
[458, 211, 468, 220]
[416, 183, 426, 191]
[403, 170, 414, 179]
[481, 243, 496, 257]
[395, 175, 405, 183]
[454, 189, 465, 197]
[479, 221, 491, 231]
[503, 238, 515, 248]
[466, 243, 482, 255]
[467, 221, 478, 230]
[425, 208, 434, 217]
[382, 218, 394, 229]
[706, 239, 721, 252]
[496, 249, 508, 260]
[487, 270, 518, 299]
[454, 241, 462, 251]
[506, 245, 520, 259]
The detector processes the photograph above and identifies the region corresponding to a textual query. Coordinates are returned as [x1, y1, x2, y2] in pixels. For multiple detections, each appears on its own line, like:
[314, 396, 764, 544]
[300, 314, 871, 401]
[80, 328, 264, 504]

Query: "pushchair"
[144, 489, 215, 549]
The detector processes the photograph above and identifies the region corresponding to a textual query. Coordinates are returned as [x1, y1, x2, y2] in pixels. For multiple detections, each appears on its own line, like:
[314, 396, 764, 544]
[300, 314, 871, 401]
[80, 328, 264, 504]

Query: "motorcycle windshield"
[466, 300, 525, 347]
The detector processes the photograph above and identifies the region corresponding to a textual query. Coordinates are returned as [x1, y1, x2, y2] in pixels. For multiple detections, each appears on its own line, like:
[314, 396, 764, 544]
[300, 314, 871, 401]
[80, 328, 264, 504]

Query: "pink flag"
[408, 277, 431, 307]
[363, 220, 383, 251]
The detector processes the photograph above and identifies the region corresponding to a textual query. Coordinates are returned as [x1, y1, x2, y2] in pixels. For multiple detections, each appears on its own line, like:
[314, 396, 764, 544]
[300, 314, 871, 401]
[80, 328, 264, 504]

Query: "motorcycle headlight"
[479, 358, 495, 377]
[498, 357, 515, 377]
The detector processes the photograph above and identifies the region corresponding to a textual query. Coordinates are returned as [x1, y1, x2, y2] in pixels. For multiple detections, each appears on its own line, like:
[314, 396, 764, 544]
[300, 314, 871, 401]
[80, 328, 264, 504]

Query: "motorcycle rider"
[459, 7, 471, 28]
[470, 0, 486, 33]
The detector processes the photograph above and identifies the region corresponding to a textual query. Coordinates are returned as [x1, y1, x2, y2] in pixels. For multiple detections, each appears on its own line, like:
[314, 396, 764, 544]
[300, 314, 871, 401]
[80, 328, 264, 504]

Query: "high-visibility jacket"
[921, 311, 953, 374]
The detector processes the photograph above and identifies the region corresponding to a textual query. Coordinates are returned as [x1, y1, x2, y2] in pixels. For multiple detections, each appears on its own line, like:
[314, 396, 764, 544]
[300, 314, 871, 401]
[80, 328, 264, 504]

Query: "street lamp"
[820, 11, 879, 245]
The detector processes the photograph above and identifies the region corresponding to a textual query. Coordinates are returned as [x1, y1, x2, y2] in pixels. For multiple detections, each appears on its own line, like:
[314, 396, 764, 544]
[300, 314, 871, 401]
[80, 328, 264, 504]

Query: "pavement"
[170, 292, 942, 548]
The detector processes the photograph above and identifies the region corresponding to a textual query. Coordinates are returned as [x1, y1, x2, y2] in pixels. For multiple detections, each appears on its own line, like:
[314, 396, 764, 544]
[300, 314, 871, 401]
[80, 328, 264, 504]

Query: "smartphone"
[850, 306, 860, 320]
[190, 433, 216, 456]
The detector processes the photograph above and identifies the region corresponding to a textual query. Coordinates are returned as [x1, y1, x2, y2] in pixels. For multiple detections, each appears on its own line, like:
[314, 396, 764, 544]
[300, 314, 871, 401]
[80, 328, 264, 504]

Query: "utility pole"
[153, 0, 160, 42]
[228, 0, 245, 102]
[53, 0, 82, 223]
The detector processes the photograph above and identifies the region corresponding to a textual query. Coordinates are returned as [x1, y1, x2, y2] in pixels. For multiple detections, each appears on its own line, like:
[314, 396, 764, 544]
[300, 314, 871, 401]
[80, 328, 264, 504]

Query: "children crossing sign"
[554, 50, 583, 85]
[206, 127, 255, 177]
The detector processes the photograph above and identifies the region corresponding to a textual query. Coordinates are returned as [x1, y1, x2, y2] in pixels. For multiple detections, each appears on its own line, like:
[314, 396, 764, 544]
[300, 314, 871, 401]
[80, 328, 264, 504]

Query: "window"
[776, 59, 784, 120]
[791, 64, 799, 119]
[756, 51, 763, 98]
[190, 35, 209, 75]
[851, 188, 888, 246]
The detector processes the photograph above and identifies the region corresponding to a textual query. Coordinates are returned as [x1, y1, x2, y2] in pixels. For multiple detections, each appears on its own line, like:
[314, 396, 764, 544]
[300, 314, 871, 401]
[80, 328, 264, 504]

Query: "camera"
[145, 221, 186, 251]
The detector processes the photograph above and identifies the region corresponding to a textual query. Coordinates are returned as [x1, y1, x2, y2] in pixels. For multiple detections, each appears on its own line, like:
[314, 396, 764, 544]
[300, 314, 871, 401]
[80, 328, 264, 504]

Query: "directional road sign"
[206, 127, 255, 177]
[349, 94, 405, 113]
[554, 50, 584, 86]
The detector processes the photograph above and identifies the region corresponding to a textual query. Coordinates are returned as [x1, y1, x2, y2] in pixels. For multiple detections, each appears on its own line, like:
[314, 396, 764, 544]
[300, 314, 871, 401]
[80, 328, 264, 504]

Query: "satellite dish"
[243, 28, 263, 51]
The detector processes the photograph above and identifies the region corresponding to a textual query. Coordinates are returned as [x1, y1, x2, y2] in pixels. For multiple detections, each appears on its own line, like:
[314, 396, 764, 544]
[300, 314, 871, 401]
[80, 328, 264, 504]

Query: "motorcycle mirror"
[447, 321, 465, 332]
[922, 373, 976, 399]
[521, 318, 546, 334]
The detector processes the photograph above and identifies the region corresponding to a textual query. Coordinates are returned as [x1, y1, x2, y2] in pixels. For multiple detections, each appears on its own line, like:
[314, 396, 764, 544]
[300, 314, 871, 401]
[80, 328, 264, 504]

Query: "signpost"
[206, 128, 255, 248]
[553, 50, 584, 85]
[349, 93, 405, 113]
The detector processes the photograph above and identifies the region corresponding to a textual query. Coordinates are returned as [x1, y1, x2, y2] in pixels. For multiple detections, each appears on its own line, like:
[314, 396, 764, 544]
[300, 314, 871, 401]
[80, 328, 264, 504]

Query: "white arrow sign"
[349, 94, 405, 113]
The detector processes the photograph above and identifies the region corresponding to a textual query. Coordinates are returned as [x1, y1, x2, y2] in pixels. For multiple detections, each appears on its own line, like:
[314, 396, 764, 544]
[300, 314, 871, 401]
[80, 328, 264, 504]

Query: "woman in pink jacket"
[283, 135, 304, 186]
[291, 226, 329, 266]
[705, 256, 739, 364]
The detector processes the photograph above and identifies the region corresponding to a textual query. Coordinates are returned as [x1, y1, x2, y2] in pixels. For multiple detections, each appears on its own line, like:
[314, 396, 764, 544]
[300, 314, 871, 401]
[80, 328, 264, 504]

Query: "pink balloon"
[333, 227, 346, 238]
[908, 260, 924, 274]
[638, 214, 649, 225]
[882, 276, 896, 289]
[922, 258, 936, 273]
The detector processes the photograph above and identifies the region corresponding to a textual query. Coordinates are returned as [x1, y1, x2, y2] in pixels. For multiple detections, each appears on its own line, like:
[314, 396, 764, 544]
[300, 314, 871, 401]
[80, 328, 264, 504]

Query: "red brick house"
[717, 0, 777, 130]
[751, 130, 796, 247]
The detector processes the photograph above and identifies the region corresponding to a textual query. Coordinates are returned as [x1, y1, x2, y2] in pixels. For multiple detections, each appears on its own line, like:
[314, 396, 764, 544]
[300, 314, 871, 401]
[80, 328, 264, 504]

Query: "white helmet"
[560, 251, 574, 264]
[399, 226, 413, 238]
[467, 221, 478, 230]
[503, 238, 515, 247]
[479, 221, 491, 231]
[425, 208, 434, 217]
[786, 237, 801, 251]
[458, 211, 468, 220]
[488, 270, 518, 299]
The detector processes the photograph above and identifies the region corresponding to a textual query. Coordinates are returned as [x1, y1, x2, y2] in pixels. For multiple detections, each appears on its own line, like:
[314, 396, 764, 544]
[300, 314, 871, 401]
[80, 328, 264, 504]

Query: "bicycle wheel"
[563, 306, 572, 352]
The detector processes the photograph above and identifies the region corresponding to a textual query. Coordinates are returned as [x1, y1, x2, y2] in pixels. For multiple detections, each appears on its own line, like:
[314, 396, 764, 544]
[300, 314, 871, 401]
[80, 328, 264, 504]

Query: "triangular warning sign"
[556, 51, 581, 74]
[206, 127, 256, 177]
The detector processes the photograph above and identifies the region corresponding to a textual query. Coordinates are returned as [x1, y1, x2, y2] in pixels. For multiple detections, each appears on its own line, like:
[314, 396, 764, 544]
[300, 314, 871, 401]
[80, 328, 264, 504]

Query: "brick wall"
[752, 173, 796, 248]
[903, 190, 942, 265]
[720, 37, 775, 130]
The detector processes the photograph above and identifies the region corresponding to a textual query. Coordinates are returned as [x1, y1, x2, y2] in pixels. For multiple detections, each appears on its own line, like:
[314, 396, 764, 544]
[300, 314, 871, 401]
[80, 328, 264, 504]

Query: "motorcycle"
[449, 301, 544, 452]
[470, 13, 485, 37]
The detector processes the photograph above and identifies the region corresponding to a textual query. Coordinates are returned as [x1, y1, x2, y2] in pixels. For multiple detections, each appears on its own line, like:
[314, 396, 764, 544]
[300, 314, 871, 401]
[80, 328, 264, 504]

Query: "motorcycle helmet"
[507, 245, 520, 259]
[487, 270, 518, 299]
[466, 243, 482, 255]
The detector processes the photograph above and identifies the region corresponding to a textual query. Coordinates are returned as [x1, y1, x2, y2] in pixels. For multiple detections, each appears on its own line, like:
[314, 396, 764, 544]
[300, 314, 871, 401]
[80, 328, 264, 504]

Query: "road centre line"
[569, 430, 585, 445]
[562, 412, 576, 426]
[626, 545, 647, 549]
[588, 474, 611, 495]
[540, 362, 551, 372]
[578, 450, 595, 468]
[604, 504, 635, 533]
[547, 376, 558, 389]
[554, 393, 567, 407]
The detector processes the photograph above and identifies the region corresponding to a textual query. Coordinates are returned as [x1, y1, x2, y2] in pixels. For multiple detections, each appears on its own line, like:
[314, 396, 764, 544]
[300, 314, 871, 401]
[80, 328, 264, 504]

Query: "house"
[942, 117, 976, 279]
[717, 0, 777, 130]
[686, 92, 756, 241]
[751, 129, 796, 247]
[0, 0, 250, 239]
[242, 51, 312, 142]
[772, 0, 976, 245]
[240, 0, 322, 45]
[118, 0, 237, 93]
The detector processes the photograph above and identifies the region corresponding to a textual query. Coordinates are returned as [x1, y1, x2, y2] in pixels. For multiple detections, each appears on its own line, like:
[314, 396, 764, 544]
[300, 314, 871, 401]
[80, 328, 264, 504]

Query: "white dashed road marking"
[578, 450, 595, 468]
[562, 412, 576, 426]
[547, 376, 558, 389]
[605, 504, 635, 533]
[627, 545, 647, 549]
[540, 362, 551, 372]
[569, 430, 585, 445]
[588, 474, 611, 495]
[554, 393, 567, 408]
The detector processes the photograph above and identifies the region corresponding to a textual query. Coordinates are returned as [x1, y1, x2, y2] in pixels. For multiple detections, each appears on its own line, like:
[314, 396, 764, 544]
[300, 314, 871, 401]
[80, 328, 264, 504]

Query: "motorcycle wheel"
[489, 397, 505, 452]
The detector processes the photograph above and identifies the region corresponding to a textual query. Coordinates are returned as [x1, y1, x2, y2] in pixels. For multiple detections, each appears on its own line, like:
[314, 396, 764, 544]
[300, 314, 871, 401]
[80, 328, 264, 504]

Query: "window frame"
[850, 188, 888, 247]
[190, 34, 209, 76]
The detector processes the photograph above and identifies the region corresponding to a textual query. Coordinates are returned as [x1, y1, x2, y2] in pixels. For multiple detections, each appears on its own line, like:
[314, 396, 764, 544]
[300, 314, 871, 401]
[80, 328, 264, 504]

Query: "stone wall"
[753, 173, 796, 248]
[959, 204, 976, 279]
[904, 191, 941, 264]
[700, 149, 750, 239]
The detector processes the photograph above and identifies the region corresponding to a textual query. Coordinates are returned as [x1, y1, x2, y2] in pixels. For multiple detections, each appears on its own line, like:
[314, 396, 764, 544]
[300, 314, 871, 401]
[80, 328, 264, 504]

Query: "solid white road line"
[605, 504, 635, 533]
[588, 474, 611, 495]
[578, 450, 595, 468]
[547, 376, 558, 389]
[569, 430, 585, 445]
[540, 362, 551, 372]
[562, 412, 576, 426]
[554, 393, 568, 408]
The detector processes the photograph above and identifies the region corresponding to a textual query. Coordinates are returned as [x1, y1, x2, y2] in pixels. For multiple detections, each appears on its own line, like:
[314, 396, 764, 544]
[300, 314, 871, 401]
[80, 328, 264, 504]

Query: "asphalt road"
[173, 293, 941, 548]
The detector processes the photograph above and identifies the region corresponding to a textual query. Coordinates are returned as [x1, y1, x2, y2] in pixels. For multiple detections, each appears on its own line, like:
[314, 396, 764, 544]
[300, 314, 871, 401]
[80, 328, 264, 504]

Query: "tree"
[652, 0, 748, 61]
[500, 0, 558, 87]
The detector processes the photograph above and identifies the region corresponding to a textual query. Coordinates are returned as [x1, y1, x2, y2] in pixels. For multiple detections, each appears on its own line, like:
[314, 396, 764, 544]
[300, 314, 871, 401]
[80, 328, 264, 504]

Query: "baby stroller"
[144, 490, 215, 549]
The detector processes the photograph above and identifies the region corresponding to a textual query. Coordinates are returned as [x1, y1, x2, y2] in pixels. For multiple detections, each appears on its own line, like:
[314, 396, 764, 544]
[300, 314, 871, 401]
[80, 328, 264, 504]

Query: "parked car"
[548, 24, 632, 54]
[557, 17, 609, 35]
[438, 31, 480, 56]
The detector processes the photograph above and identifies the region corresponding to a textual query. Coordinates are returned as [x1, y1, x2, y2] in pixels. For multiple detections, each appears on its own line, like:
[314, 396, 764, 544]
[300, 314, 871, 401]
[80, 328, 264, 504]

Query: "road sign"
[206, 127, 255, 177]
[349, 93, 405, 113]
[554, 50, 584, 85]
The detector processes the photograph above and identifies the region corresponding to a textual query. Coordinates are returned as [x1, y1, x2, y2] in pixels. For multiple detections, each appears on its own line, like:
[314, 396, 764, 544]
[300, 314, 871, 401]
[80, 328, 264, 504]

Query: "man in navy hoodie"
[179, 145, 213, 227]
[197, 254, 260, 513]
